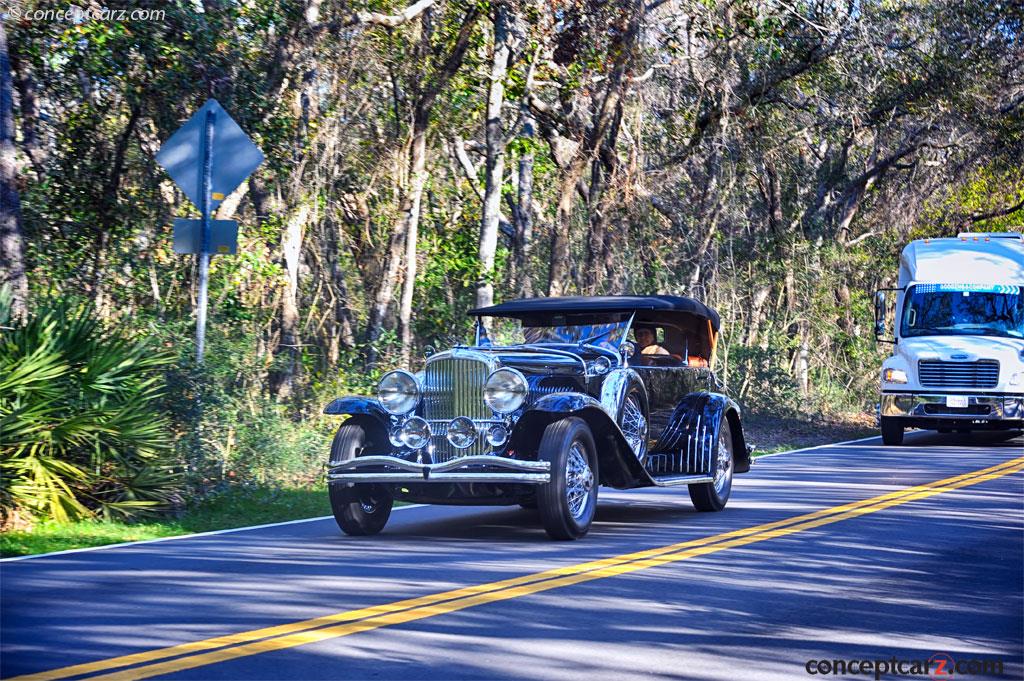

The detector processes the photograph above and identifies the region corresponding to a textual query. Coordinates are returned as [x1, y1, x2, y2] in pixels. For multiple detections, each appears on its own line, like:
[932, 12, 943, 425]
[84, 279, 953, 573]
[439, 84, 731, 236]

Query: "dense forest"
[1, 0, 1022, 523]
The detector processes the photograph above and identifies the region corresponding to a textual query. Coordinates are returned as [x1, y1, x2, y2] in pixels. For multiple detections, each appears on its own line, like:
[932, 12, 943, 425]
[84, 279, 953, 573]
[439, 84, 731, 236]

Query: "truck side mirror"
[873, 291, 886, 337]
[873, 289, 898, 344]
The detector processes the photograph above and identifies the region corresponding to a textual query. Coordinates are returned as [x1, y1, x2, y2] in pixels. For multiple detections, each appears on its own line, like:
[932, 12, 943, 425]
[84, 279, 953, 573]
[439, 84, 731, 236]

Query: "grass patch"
[1, 485, 331, 558]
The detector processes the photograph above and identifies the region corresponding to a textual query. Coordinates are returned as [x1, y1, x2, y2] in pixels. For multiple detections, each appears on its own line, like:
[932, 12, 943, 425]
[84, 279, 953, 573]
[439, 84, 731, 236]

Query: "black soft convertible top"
[470, 295, 720, 332]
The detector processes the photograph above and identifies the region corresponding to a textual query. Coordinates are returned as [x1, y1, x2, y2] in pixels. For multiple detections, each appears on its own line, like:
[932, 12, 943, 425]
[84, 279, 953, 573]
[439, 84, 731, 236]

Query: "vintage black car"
[324, 295, 752, 540]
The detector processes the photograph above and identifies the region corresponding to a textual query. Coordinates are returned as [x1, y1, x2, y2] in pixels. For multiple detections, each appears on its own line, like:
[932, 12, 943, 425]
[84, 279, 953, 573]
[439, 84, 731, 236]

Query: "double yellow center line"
[13, 455, 1024, 681]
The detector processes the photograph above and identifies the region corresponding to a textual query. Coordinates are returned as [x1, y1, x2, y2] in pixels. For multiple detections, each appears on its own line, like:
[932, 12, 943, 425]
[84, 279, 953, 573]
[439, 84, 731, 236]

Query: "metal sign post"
[196, 108, 215, 363]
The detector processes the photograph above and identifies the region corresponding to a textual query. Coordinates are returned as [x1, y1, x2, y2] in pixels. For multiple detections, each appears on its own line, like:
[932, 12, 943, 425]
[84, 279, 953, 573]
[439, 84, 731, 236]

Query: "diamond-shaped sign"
[156, 99, 263, 210]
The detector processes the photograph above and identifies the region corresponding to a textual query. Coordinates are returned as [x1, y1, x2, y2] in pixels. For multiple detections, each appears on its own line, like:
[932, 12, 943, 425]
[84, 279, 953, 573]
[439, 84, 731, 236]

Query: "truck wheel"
[537, 417, 598, 540]
[689, 418, 734, 512]
[328, 423, 393, 536]
[880, 417, 904, 446]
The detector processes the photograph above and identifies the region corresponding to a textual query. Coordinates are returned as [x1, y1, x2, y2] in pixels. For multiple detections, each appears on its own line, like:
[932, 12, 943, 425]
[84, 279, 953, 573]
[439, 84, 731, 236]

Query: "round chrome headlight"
[447, 417, 477, 449]
[377, 370, 420, 415]
[400, 416, 430, 449]
[484, 368, 528, 413]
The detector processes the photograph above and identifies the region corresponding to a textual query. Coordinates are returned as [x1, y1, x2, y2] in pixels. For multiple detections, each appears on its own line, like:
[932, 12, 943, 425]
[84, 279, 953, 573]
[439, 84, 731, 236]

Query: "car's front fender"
[323, 396, 390, 421]
[513, 392, 650, 488]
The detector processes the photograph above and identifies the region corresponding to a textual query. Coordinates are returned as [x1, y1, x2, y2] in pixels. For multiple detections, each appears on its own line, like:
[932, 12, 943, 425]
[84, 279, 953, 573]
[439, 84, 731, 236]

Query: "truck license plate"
[946, 395, 969, 408]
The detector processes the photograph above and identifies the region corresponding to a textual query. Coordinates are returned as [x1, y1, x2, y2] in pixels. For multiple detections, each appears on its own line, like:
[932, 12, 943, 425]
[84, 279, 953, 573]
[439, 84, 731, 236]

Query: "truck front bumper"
[327, 455, 551, 485]
[880, 392, 1024, 428]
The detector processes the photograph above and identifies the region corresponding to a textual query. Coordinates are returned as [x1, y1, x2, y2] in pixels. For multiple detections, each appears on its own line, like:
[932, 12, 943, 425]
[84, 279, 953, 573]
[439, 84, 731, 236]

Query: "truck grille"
[423, 355, 492, 460]
[918, 360, 999, 389]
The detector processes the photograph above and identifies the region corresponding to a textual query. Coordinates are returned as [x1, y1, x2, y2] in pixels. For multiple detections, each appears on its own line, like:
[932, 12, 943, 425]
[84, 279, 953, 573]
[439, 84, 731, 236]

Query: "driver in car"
[633, 325, 670, 356]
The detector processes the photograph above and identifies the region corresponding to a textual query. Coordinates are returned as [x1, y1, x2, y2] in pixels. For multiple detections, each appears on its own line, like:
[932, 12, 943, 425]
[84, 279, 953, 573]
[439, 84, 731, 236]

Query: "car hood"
[490, 349, 587, 374]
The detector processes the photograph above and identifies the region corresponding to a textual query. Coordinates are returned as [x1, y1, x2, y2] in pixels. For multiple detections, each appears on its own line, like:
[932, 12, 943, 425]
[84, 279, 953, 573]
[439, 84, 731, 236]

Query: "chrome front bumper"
[880, 392, 1024, 421]
[327, 455, 551, 485]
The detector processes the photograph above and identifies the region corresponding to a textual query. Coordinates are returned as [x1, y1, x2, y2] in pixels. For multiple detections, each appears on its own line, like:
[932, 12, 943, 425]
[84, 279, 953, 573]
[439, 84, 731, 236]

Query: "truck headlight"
[377, 370, 420, 415]
[883, 368, 908, 384]
[484, 368, 528, 413]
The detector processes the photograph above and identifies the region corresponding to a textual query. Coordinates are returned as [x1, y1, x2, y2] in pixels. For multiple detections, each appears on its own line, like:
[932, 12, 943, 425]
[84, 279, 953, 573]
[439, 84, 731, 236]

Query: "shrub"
[0, 291, 179, 524]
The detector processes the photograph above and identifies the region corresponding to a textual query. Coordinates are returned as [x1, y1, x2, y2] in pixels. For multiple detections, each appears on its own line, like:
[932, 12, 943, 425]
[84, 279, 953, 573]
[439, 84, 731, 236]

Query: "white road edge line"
[2, 432, 887, 564]
[0, 505, 426, 563]
[754, 434, 880, 459]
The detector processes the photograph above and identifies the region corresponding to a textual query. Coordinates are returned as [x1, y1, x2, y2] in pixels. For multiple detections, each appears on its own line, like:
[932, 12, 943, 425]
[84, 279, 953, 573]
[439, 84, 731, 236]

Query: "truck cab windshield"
[901, 285, 1024, 339]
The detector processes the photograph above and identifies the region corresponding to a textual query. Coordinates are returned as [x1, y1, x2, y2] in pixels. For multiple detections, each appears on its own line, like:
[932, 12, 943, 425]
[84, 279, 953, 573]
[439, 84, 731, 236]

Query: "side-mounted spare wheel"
[328, 423, 393, 536]
[688, 417, 734, 512]
[536, 417, 599, 540]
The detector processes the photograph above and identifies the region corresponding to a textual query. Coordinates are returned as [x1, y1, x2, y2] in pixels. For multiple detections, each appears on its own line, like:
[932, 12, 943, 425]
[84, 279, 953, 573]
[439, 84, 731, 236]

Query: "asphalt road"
[2, 430, 1022, 681]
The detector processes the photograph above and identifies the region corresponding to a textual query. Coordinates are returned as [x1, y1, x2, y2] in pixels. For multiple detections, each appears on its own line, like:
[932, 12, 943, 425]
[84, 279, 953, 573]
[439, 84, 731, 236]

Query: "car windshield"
[901, 284, 1024, 339]
[483, 318, 631, 350]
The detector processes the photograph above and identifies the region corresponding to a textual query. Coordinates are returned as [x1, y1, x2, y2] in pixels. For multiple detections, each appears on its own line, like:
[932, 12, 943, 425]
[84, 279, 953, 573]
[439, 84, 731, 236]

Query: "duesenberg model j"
[324, 296, 752, 539]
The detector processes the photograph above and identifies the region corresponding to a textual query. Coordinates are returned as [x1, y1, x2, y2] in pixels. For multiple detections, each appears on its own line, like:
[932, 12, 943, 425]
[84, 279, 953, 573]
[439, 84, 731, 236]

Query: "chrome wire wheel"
[565, 442, 594, 520]
[713, 426, 733, 495]
[621, 394, 647, 457]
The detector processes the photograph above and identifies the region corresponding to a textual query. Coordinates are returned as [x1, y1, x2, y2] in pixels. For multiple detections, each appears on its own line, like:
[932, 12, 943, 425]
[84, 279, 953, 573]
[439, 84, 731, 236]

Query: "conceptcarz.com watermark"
[805, 653, 1005, 680]
[2, 3, 165, 22]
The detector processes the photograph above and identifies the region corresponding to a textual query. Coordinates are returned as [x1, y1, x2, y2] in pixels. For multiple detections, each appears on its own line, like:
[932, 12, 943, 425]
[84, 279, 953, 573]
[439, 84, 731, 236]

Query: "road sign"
[156, 99, 263, 366]
[156, 99, 264, 210]
[173, 218, 238, 255]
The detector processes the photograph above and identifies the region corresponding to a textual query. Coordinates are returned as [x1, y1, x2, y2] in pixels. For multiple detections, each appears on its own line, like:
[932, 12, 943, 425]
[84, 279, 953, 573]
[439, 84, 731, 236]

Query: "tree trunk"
[586, 96, 624, 293]
[270, 200, 309, 400]
[92, 102, 140, 316]
[366, 208, 406, 368]
[514, 111, 536, 296]
[8, 44, 43, 178]
[324, 217, 355, 366]
[583, 157, 606, 294]
[0, 23, 28, 319]
[547, 157, 585, 296]
[476, 2, 510, 311]
[765, 156, 783, 235]
[398, 109, 429, 368]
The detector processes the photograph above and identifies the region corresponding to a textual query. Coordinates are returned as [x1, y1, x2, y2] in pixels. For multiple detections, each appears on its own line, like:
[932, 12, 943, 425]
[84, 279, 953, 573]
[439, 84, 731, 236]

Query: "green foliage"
[0, 292, 179, 523]
[921, 166, 1024, 234]
[727, 341, 803, 416]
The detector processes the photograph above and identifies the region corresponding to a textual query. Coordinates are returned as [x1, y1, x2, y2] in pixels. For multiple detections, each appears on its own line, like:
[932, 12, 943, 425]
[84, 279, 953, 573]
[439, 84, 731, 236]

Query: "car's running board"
[649, 474, 714, 487]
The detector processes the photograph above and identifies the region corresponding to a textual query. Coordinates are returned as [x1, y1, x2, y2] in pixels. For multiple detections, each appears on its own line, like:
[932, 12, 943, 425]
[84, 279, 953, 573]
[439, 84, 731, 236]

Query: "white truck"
[874, 232, 1024, 445]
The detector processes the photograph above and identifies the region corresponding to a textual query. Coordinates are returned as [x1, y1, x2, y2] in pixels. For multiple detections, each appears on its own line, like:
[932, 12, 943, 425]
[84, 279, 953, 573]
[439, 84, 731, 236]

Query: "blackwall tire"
[536, 417, 598, 540]
[328, 423, 393, 536]
[880, 417, 905, 446]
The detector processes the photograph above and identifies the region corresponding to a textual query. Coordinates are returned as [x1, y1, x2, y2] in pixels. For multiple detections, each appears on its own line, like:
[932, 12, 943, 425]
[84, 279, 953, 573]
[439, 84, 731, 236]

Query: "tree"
[0, 21, 27, 319]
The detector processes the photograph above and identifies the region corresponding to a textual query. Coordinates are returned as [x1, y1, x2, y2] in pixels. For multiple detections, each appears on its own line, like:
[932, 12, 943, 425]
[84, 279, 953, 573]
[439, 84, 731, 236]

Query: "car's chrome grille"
[423, 355, 491, 461]
[918, 360, 999, 389]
